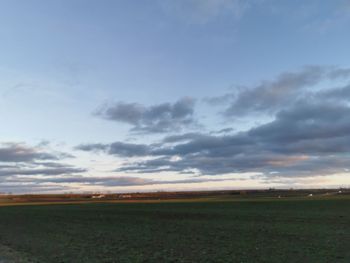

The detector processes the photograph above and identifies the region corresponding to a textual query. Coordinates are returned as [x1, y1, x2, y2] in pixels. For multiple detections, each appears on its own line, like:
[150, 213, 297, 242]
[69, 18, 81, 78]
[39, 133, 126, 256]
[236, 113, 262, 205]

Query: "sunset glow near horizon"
[1, 0, 350, 193]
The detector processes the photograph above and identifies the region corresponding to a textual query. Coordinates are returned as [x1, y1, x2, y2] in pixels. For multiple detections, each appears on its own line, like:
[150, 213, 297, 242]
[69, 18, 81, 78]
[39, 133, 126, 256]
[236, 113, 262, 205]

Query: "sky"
[1, 0, 350, 193]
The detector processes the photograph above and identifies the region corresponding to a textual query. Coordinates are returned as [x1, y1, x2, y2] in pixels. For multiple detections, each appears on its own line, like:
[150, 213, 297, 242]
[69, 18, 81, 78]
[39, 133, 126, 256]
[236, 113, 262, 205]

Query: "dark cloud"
[96, 97, 197, 133]
[249, 102, 350, 143]
[317, 84, 350, 101]
[76, 66, 350, 181]
[0, 167, 86, 177]
[215, 66, 350, 117]
[108, 142, 151, 157]
[161, 133, 207, 143]
[80, 99, 350, 177]
[0, 142, 86, 179]
[75, 143, 109, 152]
[0, 143, 58, 162]
[210, 128, 235, 134]
[76, 142, 152, 157]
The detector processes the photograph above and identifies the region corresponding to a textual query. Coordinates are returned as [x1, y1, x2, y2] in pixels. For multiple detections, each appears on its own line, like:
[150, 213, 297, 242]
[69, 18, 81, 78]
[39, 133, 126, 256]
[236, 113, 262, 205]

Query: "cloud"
[76, 66, 350, 182]
[248, 101, 350, 146]
[161, 133, 207, 143]
[0, 142, 86, 178]
[75, 143, 109, 153]
[0, 167, 86, 177]
[0, 143, 58, 162]
[80, 99, 350, 177]
[214, 66, 350, 117]
[77, 142, 152, 157]
[210, 128, 235, 134]
[318, 84, 350, 100]
[96, 97, 197, 133]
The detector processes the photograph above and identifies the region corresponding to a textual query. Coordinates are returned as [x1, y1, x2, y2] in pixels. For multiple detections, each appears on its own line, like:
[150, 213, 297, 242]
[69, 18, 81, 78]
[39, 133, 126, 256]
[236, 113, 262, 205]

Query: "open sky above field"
[1, 0, 350, 193]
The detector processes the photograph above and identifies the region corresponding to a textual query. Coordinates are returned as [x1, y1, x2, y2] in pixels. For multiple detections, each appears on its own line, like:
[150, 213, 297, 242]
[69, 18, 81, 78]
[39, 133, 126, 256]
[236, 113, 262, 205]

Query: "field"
[0, 192, 350, 262]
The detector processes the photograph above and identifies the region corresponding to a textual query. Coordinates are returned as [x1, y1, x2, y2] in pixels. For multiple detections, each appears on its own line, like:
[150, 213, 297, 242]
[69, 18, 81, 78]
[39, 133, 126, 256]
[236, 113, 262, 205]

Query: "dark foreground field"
[0, 196, 350, 263]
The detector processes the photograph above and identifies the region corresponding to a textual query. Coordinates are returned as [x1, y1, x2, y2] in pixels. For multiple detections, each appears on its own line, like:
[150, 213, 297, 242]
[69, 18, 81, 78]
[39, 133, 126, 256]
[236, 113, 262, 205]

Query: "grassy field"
[0, 195, 350, 262]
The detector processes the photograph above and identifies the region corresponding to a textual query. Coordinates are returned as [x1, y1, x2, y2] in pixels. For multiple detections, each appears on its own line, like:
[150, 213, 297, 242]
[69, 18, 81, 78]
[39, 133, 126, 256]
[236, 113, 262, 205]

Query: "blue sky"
[1, 0, 350, 193]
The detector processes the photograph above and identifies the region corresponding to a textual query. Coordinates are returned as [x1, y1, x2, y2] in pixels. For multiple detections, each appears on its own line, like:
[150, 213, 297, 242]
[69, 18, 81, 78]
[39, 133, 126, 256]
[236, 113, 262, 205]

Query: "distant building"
[119, 194, 132, 199]
[92, 194, 106, 199]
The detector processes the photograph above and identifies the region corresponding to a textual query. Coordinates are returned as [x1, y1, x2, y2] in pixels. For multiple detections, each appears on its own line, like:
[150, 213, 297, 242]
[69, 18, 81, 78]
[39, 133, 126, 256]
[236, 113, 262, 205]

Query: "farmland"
[0, 191, 350, 262]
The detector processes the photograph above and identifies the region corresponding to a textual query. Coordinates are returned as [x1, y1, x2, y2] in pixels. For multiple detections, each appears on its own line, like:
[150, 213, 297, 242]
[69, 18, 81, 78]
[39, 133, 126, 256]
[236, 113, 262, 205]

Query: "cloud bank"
[79, 66, 350, 180]
[5, 65, 350, 193]
[208, 66, 350, 117]
[0, 143, 86, 193]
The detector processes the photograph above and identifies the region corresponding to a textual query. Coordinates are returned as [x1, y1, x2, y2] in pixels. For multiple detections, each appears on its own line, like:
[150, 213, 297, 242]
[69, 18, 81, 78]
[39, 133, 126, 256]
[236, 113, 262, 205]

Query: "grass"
[0, 196, 350, 262]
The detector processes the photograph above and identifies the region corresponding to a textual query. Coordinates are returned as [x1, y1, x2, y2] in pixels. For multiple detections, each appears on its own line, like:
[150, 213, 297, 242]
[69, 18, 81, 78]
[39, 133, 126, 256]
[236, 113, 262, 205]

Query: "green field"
[0, 196, 350, 262]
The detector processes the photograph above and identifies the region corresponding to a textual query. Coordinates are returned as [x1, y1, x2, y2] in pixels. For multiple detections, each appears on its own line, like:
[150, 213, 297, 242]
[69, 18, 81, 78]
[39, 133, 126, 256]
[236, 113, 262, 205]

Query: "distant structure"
[119, 194, 132, 199]
[92, 194, 106, 199]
